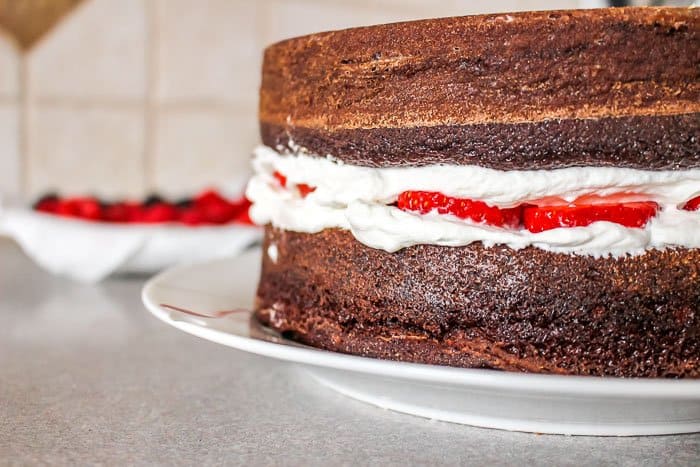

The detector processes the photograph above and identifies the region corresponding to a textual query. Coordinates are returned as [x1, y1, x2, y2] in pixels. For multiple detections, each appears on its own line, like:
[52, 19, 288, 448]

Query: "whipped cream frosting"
[246, 145, 700, 256]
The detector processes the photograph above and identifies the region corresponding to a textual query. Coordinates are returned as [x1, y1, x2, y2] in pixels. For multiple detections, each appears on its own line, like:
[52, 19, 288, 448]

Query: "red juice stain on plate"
[160, 303, 248, 319]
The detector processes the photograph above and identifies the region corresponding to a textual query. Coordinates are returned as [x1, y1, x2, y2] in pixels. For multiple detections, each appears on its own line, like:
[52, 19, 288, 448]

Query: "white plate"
[142, 248, 700, 436]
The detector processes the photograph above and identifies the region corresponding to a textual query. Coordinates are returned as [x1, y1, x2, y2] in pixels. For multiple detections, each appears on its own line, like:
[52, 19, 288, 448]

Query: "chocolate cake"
[247, 7, 700, 378]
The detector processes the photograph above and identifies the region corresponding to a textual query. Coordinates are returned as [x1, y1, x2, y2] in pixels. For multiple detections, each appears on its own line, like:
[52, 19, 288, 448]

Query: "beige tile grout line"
[143, 0, 158, 194]
[18, 53, 29, 198]
[31, 97, 145, 108]
[0, 96, 18, 105]
[258, 1, 270, 58]
[28, 96, 254, 111]
[255, 0, 270, 133]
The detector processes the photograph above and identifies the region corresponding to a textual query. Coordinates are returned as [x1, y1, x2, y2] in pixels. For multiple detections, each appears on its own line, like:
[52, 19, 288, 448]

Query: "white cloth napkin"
[0, 201, 262, 283]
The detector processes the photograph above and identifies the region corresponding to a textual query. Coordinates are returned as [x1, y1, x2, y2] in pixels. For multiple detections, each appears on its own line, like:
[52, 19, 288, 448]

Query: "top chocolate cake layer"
[259, 8, 699, 170]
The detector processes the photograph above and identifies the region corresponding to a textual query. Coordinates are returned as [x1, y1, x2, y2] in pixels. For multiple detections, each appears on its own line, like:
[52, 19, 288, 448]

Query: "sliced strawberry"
[396, 191, 522, 228]
[523, 202, 659, 233]
[572, 192, 654, 205]
[273, 171, 287, 188]
[273, 171, 315, 198]
[683, 196, 700, 211]
[297, 183, 316, 198]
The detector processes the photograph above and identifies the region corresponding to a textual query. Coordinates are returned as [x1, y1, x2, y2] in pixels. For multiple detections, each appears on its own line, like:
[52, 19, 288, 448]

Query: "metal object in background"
[0, 0, 84, 49]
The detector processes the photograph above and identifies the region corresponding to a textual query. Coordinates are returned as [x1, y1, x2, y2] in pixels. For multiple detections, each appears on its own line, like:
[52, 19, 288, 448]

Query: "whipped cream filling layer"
[246, 145, 700, 256]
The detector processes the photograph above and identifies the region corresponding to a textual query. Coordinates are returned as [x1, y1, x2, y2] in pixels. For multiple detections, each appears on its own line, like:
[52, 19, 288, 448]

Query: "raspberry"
[396, 191, 522, 228]
[232, 198, 253, 225]
[234, 207, 253, 225]
[32, 191, 255, 226]
[683, 196, 700, 211]
[103, 202, 132, 223]
[126, 203, 147, 223]
[200, 202, 237, 224]
[55, 197, 102, 221]
[190, 189, 243, 224]
[195, 189, 228, 207]
[55, 200, 79, 218]
[34, 194, 59, 214]
[141, 202, 178, 223]
[523, 202, 659, 233]
[179, 208, 205, 226]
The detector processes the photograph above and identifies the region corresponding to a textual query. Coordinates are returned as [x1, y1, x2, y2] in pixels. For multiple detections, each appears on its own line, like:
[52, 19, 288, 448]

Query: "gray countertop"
[1, 237, 698, 466]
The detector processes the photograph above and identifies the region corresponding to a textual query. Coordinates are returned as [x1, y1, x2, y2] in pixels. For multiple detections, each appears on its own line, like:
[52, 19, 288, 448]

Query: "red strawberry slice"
[523, 202, 659, 233]
[273, 171, 287, 188]
[273, 171, 315, 198]
[683, 196, 700, 211]
[297, 183, 316, 197]
[396, 191, 522, 228]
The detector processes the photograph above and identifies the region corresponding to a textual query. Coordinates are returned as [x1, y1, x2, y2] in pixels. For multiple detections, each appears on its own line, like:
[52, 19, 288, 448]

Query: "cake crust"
[259, 7, 699, 169]
[256, 227, 700, 378]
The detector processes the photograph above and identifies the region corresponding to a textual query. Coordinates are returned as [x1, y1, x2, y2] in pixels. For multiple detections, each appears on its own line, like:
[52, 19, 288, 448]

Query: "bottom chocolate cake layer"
[255, 226, 699, 378]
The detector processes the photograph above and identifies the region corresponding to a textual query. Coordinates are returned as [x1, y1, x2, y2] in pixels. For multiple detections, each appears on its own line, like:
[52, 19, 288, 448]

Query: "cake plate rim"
[142, 248, 700, 436]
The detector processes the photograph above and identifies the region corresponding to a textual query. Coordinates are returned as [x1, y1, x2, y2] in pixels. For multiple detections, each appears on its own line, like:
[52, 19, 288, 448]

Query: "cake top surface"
[260, 7, 698, 129]
[258, 7, 699, 170]
[266, 7, 696, 57]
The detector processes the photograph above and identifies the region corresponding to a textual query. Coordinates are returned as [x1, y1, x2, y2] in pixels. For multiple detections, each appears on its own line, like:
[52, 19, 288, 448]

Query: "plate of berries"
[0, 189, 261, 282]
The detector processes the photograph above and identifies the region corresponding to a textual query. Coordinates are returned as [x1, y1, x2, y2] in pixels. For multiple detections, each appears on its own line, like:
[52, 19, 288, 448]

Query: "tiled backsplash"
[0, 0, 582, 200]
